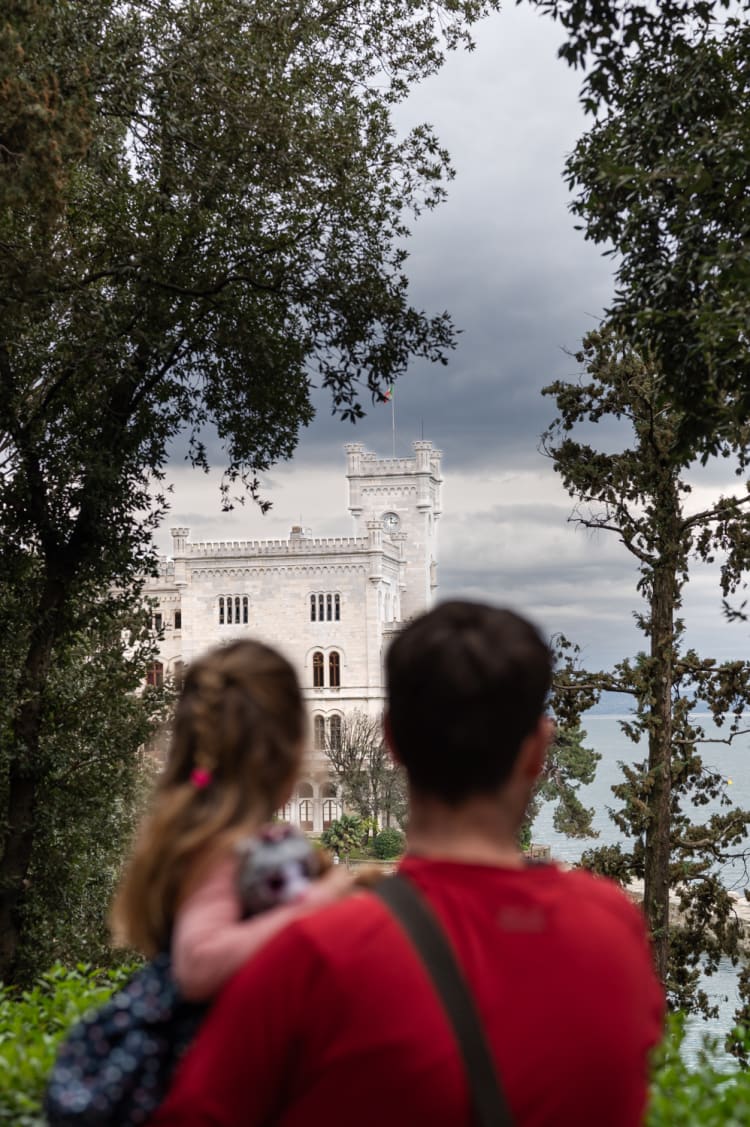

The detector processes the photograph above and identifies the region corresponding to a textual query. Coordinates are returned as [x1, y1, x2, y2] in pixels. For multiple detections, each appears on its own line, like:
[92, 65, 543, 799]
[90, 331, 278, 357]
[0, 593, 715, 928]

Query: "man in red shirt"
[152, 601, 664, 1127]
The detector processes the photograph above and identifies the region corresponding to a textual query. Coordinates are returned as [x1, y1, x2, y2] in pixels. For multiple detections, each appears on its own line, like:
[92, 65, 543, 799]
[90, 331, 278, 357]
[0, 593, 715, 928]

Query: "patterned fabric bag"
[43, 953, 208, 1127]
[44, 825, 319, 1125]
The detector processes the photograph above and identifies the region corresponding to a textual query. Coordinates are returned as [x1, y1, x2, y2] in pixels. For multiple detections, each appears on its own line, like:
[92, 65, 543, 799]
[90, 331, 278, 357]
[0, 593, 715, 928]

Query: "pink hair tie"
[190, 766, 213, 789]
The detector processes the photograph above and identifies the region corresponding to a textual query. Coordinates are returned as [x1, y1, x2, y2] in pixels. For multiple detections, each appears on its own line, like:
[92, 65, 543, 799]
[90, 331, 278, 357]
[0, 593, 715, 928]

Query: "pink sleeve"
[172, 855, 308, 1001]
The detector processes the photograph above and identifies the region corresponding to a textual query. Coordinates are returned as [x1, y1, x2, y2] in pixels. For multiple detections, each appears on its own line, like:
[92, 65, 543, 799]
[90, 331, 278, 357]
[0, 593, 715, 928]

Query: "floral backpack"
[44, 825, 321, 1126]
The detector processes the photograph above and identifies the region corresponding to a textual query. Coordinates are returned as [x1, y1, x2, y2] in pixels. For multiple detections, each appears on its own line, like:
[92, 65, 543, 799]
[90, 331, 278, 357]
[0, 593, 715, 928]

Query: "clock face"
[382, 512, 400, 533]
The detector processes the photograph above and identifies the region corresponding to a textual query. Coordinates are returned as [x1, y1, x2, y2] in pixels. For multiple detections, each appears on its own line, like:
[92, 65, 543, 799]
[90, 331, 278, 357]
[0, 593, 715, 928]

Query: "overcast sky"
[157, 3, 750, 677]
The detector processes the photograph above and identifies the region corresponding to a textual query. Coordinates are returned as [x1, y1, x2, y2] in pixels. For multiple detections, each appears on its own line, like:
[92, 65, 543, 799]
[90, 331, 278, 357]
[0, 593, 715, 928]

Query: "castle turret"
[346, 441, 441, 619]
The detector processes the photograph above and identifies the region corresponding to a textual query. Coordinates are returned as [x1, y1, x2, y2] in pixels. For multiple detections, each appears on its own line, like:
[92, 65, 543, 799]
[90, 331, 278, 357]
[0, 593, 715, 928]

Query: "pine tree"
[543, 328, 750, 1034]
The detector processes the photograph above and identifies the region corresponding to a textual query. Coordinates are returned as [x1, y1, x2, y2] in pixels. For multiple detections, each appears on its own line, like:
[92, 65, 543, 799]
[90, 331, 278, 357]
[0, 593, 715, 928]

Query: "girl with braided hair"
[112, 638, 352, 1001]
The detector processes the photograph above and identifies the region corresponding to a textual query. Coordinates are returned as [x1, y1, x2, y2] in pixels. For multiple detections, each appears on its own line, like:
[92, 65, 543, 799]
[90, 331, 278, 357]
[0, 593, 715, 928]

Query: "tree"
[0, 0, 500, 979]
[323, 711, 407, 835]
[523, 723, 600, 846]
[564, 16, 750, 457]
[320, 815, 364, 861]
[542, 327, 750, 1029]
[524, 1, 750, 448]
[0, 592, 170, 980]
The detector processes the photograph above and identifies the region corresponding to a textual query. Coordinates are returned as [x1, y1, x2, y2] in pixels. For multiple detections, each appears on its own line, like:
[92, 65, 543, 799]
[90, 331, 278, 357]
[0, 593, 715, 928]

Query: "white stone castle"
[144, 440, 443, 832]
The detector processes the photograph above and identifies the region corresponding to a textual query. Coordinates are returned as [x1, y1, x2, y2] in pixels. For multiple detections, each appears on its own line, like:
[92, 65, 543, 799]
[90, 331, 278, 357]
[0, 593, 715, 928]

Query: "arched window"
[153, 612, 163, 632]
[334, 593, 340, 621]
[321, 781, 337, 799]
[219, 596, 225, 625]
[322, 800, 337, 830]
[174, 609, 182, 630]
[299, 800, 313, 832]
[328, 714, 342, 751]
[297, 781, 314, 798]
[234, 595, 241, 624]
[326, 593, 332, 621]
[226, 595, 233, 624]
[242, 595, 248, 624]
[146, 661, 163, 688]
[312, 651, 324, 688]
[313, 715, 325, 751]
[310, 594, 317, 621]
[318, 593, 325, 621]
[329, 651, 340, 688]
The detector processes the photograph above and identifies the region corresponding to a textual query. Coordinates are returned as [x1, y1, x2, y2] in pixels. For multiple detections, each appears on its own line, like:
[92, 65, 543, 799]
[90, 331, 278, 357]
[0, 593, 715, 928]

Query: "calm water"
[532, 715, 750, 1060]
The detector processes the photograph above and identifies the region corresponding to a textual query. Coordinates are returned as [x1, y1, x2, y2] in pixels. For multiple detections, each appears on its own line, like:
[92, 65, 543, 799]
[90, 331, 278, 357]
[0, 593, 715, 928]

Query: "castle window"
[146, 661, 163, 688]
[310, 592, 341, 623]
[153, 612, 163, 632]
[328, 714, 342, 750]
[313, 714, 325, 751]
[174, 609, 182, 630]
[313, 651, 324, 688]
[322, 799, 337, 830]
[298, 800, 313, 832]
[329, 651, 341, 688]
[219, 594, 249, 625]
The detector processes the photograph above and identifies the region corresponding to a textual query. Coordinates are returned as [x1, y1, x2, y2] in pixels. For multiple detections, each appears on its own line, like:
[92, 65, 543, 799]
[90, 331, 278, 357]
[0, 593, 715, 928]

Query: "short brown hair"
[386, 601, 551, 804]
[112, 639, 305, 955]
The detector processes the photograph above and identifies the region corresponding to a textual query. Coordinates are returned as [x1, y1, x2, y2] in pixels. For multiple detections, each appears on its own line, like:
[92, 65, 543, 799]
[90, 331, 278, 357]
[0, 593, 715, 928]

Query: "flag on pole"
[383, 386, 393, 402]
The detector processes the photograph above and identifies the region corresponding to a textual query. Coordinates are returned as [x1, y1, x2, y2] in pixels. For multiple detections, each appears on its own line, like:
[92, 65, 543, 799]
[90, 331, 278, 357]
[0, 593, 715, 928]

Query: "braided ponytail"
[112, 640, 306, 955]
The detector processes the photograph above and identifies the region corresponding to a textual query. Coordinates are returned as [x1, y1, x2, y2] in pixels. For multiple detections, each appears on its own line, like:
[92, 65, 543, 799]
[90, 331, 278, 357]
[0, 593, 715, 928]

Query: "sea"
[532, 714, 750, 1063]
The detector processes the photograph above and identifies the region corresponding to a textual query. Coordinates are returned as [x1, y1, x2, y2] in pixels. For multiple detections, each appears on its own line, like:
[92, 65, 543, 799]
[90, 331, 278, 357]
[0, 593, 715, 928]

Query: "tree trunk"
[643, 563, 675, 984]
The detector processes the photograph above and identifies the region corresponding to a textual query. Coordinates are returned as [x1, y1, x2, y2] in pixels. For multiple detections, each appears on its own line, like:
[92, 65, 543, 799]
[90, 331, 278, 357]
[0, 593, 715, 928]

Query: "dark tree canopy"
[0, 0, 500, 979]
[524, 0, 750, 448]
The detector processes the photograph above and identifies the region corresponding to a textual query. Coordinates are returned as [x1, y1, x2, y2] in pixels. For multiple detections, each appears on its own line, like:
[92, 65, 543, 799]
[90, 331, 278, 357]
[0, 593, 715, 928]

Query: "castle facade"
[144, 441, 442, 832]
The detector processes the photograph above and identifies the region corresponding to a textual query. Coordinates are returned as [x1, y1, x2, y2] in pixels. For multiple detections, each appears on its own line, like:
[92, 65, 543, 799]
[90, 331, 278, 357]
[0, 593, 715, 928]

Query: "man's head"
[385, 601, 552, 805]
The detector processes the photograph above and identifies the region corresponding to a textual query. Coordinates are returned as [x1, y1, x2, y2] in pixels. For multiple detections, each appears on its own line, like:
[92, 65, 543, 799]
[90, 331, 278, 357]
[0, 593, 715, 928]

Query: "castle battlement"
[180, 535, 369, 557]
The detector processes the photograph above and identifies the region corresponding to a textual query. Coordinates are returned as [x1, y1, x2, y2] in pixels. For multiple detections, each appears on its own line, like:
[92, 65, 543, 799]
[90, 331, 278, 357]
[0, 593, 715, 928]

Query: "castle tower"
[345, 440, 442, 621]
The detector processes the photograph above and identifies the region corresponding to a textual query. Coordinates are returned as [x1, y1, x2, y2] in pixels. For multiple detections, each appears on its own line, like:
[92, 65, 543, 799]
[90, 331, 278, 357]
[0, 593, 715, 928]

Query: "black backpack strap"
[374, 874, 514, 1127]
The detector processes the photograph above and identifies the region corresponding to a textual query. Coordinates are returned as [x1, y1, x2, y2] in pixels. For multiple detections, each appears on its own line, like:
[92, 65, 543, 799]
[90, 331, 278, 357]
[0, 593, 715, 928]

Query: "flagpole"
[391, 393, 396, 458]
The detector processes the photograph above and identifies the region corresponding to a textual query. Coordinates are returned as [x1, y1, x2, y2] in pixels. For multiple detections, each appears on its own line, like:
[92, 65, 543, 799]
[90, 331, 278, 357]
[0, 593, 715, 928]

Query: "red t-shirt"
[151, 857, 664, 1127]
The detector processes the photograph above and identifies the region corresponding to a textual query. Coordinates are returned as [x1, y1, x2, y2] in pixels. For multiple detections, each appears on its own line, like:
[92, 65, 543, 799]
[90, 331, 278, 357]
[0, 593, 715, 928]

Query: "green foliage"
[0, 962, 136, 1126]
[647, 1013, 750, 1126]
[525, 0, 750, 449]
[372, 828, 406, 860]
[0, 594, 169, 981]
[320, 815, 365, 859]
[565, 18, 750, 456]
[543, 329, 750, 1024]
[524, 724, 600, 842]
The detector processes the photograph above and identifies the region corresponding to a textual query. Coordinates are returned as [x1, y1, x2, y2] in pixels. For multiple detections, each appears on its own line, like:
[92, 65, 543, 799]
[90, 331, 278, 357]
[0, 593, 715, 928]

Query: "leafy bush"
[373, 828, 405, 860]
[0, 962, 136, 1126]
[320, 815, 364, 858]
[647, 1013, 750, 1125]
